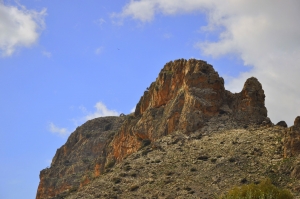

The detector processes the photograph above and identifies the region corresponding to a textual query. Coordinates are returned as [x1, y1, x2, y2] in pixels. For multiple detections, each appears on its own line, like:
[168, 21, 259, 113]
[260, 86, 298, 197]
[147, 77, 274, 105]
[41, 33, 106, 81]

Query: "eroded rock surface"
[37, 59, 275, 199]
[110, 59, 269, 163]
[66, 126, 300, 199]
[36, 116, 126, 199]
[284, 116, 300, 158]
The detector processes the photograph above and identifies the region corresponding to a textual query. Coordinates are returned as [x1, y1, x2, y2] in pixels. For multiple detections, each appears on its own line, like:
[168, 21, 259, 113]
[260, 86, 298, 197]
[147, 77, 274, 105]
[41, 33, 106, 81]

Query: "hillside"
[36, 59, 300, 199]
[66, 125, 300, 199]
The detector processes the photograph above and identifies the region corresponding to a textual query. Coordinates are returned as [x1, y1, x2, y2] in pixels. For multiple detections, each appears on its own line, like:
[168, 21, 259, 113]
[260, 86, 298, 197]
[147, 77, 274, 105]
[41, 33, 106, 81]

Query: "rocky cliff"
[66, 125, 300, 199]
[36, 59, 300, 199]
[36, 116, 126, 199]
[110, 59, 269, 163]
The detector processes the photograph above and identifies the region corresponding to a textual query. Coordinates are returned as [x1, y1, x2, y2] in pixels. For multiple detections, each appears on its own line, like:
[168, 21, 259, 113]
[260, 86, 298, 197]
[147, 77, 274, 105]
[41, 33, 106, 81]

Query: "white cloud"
[163, 33, 172, 39]
[45, 159, 52, 167]
[79, 105, 87, 113]
[113, 0, 211, 22]
[130, 106, 136, 113]
[68, 102, 119, 130]
[49, 122, 69, 137]
[49, 102, 118, 138]
[95, 18, 106, 26]
[42, 50, 51, 58]
[95, 47, 104, 55]
[0, 2, 46, 56]
[85, 101, 119, 120]
[116, 0, 300, 125]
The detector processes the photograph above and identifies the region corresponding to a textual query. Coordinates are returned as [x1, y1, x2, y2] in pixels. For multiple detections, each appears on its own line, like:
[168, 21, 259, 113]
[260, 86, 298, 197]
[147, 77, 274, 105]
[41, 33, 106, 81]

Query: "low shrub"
[105, 159, 115, 169]
[219, 179, 293, 199]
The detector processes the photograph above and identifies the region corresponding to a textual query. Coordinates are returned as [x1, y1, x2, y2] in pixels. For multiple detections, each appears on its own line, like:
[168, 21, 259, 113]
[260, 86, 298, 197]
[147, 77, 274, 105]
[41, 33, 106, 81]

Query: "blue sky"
[1, 0, 299, 198]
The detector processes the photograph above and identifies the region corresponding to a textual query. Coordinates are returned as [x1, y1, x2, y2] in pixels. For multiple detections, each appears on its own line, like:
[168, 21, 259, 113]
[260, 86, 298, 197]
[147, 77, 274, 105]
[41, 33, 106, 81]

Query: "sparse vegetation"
[112, 177, 121, 184]
[82, 158, 90, 163]
[140, 139, 151, 148]
[105, 159, 115, 169]
[219, 179, 293, 199]
[163, 70, 174, 75]
[63, 160, 71, 166]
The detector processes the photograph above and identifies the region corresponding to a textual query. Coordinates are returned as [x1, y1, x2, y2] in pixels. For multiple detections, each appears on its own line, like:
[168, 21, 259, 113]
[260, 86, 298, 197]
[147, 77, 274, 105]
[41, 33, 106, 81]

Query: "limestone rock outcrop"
[36, 116, 125, 199]
[65, 126, 300, 199]
[36, 59, 271, 199]
[110, 59, 269, 162]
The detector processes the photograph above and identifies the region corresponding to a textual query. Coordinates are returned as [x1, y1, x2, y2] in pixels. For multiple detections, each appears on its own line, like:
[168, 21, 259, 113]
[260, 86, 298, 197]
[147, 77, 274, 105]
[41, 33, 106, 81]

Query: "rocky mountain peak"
[36, 59, 281, 199]
[135, 59, 225, 117]
[111, 59, 269, 163]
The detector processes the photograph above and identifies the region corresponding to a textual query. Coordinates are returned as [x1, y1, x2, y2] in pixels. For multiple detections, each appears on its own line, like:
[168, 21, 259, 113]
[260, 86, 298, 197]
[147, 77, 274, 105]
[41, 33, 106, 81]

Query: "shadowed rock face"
[277, 121, 288, 128]
[36, 116, 126, 199]
[284, 116, 300, 158]
[36, 59, 270, 199]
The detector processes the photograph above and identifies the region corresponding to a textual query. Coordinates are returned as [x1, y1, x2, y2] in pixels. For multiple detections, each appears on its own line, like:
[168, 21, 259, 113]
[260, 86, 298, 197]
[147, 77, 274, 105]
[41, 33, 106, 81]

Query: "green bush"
[219, 179, 293, 199]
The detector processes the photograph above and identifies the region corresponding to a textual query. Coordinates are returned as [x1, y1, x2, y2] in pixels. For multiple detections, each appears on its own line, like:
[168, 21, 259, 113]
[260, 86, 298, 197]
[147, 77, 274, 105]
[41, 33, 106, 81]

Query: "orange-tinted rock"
[111, 59, 268, 162]
[36, 116, 125, 199]
[36, 59, 270, 198]
[79, 176, 90, 188]
[94, 164, 101, 177]
[284, 116, 300, 158]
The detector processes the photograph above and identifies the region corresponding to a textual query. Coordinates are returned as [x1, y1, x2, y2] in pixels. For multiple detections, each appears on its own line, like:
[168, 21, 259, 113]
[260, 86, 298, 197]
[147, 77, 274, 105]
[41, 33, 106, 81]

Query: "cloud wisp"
[115, 0, 300, 125]
[0, 2, 46, 57]
[49, 122, 69, 137]
[85, 101, 119, 120]
[95, 18, 106, 26]
[130, 106, 136, 113]
[42, 51, 52, 58]
[50, 102, 119, 137]
[95, 47, 104, 55]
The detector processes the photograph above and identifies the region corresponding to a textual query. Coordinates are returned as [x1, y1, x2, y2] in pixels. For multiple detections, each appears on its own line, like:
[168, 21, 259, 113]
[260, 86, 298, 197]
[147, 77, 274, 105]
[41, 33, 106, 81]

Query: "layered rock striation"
[36, 116, 126, 199]
[65, 126, 300, 199]
[37, 59, 273, 199]
[110, 59, 269, 162]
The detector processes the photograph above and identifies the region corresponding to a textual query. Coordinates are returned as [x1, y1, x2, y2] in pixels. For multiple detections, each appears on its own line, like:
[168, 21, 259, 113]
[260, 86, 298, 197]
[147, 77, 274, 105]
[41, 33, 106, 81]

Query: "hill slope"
[66, 125, 300, 199]
[36, 59, 300, 199]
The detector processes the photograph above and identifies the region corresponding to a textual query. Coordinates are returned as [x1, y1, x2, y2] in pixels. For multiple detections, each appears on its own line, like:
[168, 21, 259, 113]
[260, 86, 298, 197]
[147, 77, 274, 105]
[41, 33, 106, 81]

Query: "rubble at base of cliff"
[66, 125, 300, 199]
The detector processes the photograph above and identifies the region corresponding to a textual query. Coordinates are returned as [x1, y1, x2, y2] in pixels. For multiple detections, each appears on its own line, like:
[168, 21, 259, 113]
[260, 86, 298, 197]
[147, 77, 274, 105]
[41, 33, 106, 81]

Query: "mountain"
[36, 59, 300, 199]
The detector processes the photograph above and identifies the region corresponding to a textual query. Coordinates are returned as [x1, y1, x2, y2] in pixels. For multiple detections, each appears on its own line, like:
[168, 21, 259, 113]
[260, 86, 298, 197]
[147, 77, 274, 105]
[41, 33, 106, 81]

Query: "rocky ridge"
[66, 125, 300, 199]
[36, 59, 300, 199]
[36, 116, 126, 199]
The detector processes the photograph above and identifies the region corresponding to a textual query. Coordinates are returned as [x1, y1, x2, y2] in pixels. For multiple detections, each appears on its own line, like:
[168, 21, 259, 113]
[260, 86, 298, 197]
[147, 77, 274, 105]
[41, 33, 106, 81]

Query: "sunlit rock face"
[110, 59, 269, 162]
[36, 116, 126, 199]
[36, 59, 270, 199]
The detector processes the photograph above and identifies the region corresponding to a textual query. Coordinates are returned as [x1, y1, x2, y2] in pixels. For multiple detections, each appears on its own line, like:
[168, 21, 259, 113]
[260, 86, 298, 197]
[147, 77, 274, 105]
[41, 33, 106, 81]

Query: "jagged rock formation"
[36, 116, 126, 199]
[110, 59, 269, 163]
[36, 59, 299, 199]
[284, 116, 300, 158]
[276, 121, 288, 128]
[66, 125, 300, 199]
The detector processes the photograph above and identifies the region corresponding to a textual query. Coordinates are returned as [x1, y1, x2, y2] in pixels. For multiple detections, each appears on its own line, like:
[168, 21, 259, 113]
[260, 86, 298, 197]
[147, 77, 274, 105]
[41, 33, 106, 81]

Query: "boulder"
[276, 121, 288, 128]
[284, 116, 300, 158]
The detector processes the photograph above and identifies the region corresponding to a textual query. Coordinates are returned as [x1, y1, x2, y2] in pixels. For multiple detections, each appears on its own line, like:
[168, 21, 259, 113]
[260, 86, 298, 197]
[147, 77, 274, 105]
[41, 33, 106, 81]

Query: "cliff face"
[284, 116, 300, 158]
[110, 59, 269, 162]
[36, 59, 272, 199]
[36, 116, 126, 199]
[65, 125, 300, 199]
